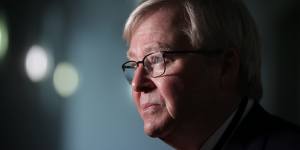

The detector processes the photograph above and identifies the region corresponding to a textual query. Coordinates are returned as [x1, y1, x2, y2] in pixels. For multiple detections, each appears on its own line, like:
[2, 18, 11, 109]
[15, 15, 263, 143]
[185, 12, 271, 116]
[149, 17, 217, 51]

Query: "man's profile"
[121, 0, 300, 149]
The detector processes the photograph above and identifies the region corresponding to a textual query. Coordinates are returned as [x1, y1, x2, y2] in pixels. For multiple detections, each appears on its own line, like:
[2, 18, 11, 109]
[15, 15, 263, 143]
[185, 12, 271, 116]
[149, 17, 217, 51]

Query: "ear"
[220, 48, 240, 89]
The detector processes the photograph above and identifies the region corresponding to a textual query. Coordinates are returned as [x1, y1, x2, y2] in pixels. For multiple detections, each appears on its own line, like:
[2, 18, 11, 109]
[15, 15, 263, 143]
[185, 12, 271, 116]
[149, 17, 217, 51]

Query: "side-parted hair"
[123, 0, 262, 100]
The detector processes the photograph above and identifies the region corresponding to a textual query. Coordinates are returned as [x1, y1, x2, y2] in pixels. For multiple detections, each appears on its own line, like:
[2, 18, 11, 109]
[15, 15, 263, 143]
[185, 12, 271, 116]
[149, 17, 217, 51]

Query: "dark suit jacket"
[224, 102, 300, 150]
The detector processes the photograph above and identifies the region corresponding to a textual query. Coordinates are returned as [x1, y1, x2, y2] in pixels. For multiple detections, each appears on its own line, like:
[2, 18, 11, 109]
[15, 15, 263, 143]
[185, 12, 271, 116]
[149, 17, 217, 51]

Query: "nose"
[132, 65, 156, 92]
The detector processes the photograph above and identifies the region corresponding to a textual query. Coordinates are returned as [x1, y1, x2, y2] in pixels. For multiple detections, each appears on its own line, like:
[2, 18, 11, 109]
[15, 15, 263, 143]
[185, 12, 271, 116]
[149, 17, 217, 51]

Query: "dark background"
[0, 0, 299, 150]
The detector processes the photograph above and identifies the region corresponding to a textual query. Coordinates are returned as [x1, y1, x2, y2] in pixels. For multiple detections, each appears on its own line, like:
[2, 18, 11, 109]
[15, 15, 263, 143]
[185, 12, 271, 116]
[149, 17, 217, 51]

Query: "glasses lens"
[144, 52, 165, 77]
[122, 61, 136, 84]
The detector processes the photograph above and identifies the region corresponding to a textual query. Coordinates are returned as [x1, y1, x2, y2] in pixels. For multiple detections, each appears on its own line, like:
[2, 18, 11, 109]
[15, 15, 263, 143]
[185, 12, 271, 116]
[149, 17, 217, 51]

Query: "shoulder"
[226, 102, 300, 150]
[258, 112, 300, 149]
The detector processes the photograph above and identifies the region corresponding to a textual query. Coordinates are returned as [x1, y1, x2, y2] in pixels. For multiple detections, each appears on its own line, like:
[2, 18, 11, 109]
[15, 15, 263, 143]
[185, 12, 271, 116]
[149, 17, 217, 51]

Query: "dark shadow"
[274, 0, 300, 124]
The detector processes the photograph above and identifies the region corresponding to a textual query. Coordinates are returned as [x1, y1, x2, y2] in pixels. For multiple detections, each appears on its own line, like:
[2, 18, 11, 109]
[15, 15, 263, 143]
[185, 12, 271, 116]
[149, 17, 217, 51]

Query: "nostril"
[132, 81, 155, 93]
[132, 66, 156, 93]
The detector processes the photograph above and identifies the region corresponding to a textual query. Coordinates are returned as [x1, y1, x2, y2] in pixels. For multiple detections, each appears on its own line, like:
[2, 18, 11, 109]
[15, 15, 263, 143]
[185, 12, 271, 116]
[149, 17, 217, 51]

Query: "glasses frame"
[122, 48, 224, 83]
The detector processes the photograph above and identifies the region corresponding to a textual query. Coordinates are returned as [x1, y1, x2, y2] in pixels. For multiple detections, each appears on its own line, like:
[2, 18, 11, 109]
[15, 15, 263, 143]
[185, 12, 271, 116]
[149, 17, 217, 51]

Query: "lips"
[139, 94, 163, 112]
[142, 103, 161, 111]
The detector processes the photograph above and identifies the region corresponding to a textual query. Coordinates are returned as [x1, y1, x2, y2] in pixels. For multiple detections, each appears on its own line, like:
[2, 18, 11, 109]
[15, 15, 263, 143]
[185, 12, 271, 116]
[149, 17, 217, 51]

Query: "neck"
[160, 122, 213, 150]
[160, 97, 241, 150]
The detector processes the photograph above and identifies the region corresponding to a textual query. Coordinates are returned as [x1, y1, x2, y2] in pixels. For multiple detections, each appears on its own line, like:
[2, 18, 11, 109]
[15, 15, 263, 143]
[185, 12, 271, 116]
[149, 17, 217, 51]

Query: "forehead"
[127, 6, 183, 59]
[127, 42, 171, 59]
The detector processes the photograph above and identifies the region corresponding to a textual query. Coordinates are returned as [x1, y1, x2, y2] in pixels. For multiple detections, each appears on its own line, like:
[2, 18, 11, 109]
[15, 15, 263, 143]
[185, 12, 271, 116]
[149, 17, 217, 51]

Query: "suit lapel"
[223, 102, 271, 150]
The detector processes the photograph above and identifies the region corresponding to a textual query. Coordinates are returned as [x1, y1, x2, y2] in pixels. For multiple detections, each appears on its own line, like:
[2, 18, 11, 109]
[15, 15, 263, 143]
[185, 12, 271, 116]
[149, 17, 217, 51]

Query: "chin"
[142, 111, 175, 138]
[144, 122, 161, 137]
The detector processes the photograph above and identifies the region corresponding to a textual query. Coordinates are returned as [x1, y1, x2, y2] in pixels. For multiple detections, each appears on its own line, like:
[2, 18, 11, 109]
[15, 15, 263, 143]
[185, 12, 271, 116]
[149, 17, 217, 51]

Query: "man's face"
[127, 7, 222, 138]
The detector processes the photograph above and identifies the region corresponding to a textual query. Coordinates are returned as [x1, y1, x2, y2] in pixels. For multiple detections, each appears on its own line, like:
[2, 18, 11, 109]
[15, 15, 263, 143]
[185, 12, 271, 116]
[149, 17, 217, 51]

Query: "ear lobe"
[220, 48, 240, 88]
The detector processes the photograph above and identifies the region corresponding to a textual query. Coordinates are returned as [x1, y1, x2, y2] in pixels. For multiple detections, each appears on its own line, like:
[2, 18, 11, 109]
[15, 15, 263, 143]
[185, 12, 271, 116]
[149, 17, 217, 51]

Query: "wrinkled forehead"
[127, 41, 172, 59]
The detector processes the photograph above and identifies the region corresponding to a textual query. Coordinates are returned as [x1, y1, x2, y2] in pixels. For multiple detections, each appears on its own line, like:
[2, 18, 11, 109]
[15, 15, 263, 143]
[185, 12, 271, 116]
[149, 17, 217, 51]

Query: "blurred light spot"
[0, 13, 9, 61]
[53, 62, 80, 97]
[25, 45, 50, 82]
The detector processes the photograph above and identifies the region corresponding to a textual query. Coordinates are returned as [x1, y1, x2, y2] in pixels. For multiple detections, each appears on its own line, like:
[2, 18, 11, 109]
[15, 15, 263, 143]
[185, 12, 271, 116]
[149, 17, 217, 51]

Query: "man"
[121, 0, 300, 149]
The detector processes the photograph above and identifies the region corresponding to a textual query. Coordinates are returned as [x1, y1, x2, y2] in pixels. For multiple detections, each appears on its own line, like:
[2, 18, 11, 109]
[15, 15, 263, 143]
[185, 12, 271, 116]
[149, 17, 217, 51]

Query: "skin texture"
[127, 5, 241, 150]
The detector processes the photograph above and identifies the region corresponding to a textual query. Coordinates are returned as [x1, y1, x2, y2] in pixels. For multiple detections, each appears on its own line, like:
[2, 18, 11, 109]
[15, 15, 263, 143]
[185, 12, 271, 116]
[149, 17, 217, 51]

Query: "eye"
[162, 54, 175, 65]
[150, 56, 163, 64]
[147, 53, 164, 65]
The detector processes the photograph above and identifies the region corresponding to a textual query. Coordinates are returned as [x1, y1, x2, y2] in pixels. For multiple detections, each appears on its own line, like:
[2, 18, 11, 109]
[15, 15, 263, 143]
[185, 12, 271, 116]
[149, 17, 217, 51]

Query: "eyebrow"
[127, 42, 172, 60]
[126, 50, 136, 60]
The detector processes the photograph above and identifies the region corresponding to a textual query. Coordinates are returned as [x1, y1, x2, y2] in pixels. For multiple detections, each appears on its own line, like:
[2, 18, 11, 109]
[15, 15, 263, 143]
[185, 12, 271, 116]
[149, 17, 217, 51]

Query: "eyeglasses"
[121, 49, 224, 84]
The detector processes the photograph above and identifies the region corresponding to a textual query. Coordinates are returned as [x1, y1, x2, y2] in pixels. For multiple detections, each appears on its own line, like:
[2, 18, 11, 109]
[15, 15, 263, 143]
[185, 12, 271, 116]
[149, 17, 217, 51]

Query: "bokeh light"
[25, 45, 51, 82]
[53, 62, 80, 97]
[0, 13, 9, 61]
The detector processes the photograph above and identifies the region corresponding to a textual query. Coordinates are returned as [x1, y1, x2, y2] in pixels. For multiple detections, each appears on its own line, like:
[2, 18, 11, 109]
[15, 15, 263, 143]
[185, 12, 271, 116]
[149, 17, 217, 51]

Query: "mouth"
[142, 103, 161, 112]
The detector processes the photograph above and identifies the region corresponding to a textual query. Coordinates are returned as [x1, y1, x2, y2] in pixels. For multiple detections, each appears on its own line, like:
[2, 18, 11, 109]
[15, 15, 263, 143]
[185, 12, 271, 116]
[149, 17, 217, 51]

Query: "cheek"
[155, 68, 220, 118]
[132, 91, 142, 112]
[155, 77, 185, 119]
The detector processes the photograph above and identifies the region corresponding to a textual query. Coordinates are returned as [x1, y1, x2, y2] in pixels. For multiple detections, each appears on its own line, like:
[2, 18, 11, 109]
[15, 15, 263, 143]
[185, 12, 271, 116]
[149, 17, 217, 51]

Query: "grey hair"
[123, 0, 262, 100]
